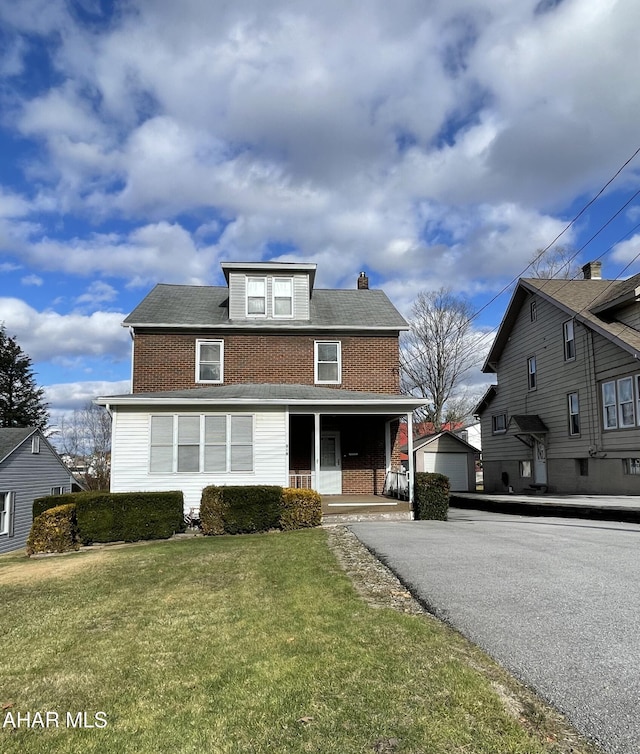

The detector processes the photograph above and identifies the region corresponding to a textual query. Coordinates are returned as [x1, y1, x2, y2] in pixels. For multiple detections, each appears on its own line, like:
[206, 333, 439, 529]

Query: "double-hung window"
[150, 415, 254, 473]
[31, 435, 40, 453]
[273, 278, 293, 317]
[492, 413, 507, 434]
[602, 381, 617, 429]
[0, 492, 13, 536]
[618, 377, 635, 427]
[563, 320, 575, 361]
[315, 341, 341, 384]
[602, 379, 636, 430]
[196, 340, 223, 383]
[568, 392, 580, 436]
[246, 277, 266, 316]
[527, 356, 537, 390]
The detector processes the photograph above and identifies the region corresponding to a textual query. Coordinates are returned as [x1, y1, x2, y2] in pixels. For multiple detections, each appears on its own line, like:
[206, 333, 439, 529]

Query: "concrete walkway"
[451, 492, 640, 524]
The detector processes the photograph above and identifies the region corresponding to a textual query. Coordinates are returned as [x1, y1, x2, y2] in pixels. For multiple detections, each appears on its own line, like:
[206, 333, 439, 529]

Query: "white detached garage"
[413, 431, 478, 492]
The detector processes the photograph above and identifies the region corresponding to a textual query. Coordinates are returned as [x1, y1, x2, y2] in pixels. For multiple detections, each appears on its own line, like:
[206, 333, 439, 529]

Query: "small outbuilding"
[412, 430, 478, 492]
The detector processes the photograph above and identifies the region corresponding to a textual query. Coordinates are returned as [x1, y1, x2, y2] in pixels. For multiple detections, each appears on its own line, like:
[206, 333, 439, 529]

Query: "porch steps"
[322, 511, 414, 524]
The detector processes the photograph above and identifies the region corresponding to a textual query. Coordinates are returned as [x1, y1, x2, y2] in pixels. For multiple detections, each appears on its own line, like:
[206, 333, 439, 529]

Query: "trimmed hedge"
[33, 492, 79, 519]
[414, 472, 450, 520]
[33, 491, 186, 544]
[280, 488, 322, 530]
[200, 485, 282, 535]
[26, 504, 80, 556]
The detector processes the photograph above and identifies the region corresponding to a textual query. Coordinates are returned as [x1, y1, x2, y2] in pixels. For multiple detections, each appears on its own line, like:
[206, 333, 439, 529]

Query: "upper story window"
[315, 341, 341, 384]
[527, 356, 537, 390]
[618, 377, 635, 427]
[492, 413, 507, 434]
[273, 278, 293, 317]
[568, 392, 580, 436]
[602, 381, 617, 429]
[602, 377, 636, 430]
[246, 277, 266, 316]
[563, 320, 576, 361]
[196, 340, 223, 383]
[530, 300, 537, 322]
[31, 435, 40, 454]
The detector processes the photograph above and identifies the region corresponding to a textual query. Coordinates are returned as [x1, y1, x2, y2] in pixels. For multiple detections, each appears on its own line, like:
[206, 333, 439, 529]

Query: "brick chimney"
[357, 271, 369, 289]
[582, 261, 602, 280]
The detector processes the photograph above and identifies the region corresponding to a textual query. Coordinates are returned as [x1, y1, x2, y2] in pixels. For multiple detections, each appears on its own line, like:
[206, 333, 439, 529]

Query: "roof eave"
[122, 322, 409, 331]
[96, 395, 425, 410]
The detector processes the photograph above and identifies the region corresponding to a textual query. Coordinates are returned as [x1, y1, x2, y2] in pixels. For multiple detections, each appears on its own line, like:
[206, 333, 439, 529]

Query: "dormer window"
[273, 278, 293, 317]
[247, 278, 266, 316]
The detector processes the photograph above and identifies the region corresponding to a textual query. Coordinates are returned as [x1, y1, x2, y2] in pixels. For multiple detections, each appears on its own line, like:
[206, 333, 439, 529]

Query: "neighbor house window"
[618, 377, 635, 427]
[519, 460, 532, 478]
[623, 458, 640, 475]
[246, 277, 266, 316]
[196, 340, 223, 383]
[150, 415, 254, 474]
[51, 486, 64, 495]
[315, 341, 341, 384]
[0, 492, 12, 536]
[568, 392, 580, 436]
[530, 300, 537, 322]
[527, 356, 537, 390]
[602, 381, 617, 429]
[31, 435, 40, 454]
[563, 320, 575, 361]
[272, 277, 293, 317]
[492, 413, 507, 434]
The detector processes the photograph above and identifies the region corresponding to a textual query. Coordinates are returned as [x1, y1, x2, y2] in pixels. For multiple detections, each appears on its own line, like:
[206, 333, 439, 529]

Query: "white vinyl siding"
[315, 341, 341, 384]
[196, 340, 223, 383]
[112, 408, 287, 513]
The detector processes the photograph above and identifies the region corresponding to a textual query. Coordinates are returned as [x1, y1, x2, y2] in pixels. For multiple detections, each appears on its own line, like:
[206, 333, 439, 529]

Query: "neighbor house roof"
[96, 383, 425, 412]
[0, 427, 36, 464]
[122, 285, 409, 331]
[483, 273, 640, 372]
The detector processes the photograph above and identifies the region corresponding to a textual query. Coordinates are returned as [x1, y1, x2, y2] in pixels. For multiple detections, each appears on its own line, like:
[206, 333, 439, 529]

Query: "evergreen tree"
[0, 325, 49, 429]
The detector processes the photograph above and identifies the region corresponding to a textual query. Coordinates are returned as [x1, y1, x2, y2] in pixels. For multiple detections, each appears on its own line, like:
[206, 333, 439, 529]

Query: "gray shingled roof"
[0, 427, 36, 464]
[484, 274, 640, 371]
[98, 383, 425, 408]
[123, 285, 408, 330]
[509, 415, 549, 434]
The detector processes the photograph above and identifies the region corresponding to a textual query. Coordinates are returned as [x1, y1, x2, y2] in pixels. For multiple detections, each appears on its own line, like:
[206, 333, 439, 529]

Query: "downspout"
[407, 412, 414, 508]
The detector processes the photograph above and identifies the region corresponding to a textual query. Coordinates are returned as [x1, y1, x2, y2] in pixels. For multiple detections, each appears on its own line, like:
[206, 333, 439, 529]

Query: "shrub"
[280, 488, 322, 530]
[33, 493, 79, 519]
[75, 491, 185, 544]
[200, 485, 282, 535]
[26, 504, 79, 556]
[414, 472, 450, 520]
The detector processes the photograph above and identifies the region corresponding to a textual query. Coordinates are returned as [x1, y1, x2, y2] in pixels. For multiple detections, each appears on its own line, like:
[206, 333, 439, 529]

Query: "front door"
[533, 439, 547, 485]
[318, 432, 342, 494]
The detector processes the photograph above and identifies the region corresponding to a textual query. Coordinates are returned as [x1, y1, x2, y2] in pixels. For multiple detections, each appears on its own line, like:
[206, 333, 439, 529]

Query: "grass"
[0, 530, 595, 753]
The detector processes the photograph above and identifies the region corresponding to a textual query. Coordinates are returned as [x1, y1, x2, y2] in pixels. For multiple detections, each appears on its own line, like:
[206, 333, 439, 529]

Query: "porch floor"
[321, 494, 413, 523]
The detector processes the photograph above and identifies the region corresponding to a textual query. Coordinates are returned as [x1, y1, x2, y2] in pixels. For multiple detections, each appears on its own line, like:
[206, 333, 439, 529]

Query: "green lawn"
[0, 530, 595, 753]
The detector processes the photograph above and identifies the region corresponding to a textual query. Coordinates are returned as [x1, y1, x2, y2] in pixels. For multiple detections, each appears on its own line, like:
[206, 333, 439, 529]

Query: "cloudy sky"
[1, 0, 640, 424]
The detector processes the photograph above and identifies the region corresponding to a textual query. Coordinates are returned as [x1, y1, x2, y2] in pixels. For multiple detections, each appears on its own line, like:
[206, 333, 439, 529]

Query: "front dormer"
[221, 262, 317, 321]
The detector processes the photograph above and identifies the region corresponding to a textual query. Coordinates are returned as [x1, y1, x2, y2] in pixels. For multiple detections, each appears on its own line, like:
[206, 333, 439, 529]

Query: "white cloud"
[21, 274, 43, 286]
[75, 280, 118, 306]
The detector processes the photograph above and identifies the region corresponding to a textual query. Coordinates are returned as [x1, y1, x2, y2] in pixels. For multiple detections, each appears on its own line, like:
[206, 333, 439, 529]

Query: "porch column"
[314, 412, 321, 492]
[407, 412, 414, 504]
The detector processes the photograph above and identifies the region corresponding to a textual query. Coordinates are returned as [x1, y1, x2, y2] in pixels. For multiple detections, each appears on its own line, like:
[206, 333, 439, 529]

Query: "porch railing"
[289, 473, 315, 489]
[384, 470, 409, 500]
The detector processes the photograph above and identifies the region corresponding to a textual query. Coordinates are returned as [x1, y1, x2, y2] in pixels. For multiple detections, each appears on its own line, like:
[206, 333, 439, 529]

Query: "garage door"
[423, 452, 468, 491]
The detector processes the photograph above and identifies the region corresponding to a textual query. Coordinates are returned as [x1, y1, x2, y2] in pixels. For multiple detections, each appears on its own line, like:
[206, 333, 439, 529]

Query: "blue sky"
[1, 0, 640, 427]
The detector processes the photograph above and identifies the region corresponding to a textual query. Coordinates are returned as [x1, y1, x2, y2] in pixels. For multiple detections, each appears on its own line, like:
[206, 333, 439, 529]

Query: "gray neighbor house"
[476, 261, 640, 495]
[0, 428, 76, 554]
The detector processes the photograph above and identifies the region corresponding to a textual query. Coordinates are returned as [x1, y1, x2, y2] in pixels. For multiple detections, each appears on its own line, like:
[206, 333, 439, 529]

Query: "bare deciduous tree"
[528, 245, 580, 279]
[57, 402, 111, 490]
[401, 288, 484, 432]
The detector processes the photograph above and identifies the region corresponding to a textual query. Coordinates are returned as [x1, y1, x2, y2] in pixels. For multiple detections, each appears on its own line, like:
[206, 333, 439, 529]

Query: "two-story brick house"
[476, 261, 640, 494]
[97, 261, 424, 513]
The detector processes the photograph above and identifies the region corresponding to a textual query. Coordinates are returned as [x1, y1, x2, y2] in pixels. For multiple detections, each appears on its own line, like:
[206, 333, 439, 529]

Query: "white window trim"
[492, 413, 507, 434]
[31, 435, 40, 454]
[527, 356, 537, 391]
[602, 380, 617, 430]
[149, 414, 255, 474]
[272, 277, 294, 319]
[0, 492, 13, 536]
[568, 392, 580, 436]
[246, 276, 267, 318]
[314, 341, 341, 385]
[51, 486, 65, 495]
[196, 339, 224, 384]
[618, 376, 635, 428]
[563, 320, 576, 361]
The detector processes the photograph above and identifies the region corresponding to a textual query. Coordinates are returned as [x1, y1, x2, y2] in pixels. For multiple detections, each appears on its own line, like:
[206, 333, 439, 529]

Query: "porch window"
[568, 392, 580, 436]
[563, 320, 575, 361]
[315, 341, 341, 384]
[527, 356, 537, 390]
[246, 277, 266, 316]
[273, 277, 293, 317]
[196, 340, 223, 383]
[150, 415, 254, 473]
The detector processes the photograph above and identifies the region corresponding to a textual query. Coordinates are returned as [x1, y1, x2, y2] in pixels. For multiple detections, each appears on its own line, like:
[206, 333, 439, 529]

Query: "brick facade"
[133, 330, 401, 394]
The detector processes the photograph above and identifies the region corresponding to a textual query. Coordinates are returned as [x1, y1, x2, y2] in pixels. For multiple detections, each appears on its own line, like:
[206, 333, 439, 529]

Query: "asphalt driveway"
[350, 509, 640, 754]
